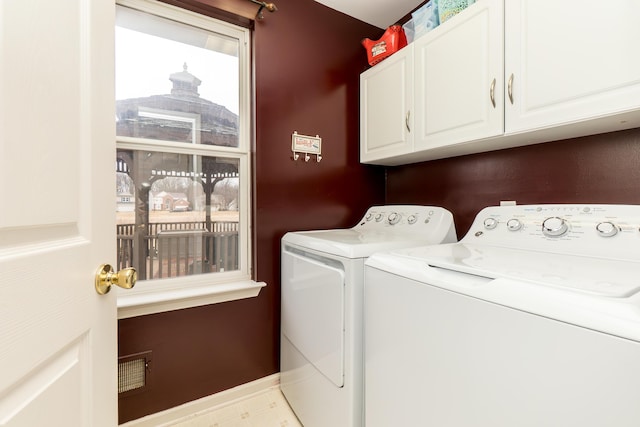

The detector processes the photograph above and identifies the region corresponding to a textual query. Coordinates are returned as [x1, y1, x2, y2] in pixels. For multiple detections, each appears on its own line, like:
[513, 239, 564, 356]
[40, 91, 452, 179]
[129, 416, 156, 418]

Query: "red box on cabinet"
[362, 25, 408, 66]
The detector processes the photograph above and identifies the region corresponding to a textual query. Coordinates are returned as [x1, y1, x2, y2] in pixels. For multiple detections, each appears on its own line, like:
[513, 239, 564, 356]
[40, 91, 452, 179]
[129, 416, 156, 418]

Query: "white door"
[0, 1, 117, 426]
[414, 0, 503, 151]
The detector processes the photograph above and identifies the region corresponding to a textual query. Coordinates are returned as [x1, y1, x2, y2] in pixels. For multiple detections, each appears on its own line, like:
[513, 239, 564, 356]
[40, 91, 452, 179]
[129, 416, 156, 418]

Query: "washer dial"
[596, 221, 618, 237]
[542, 217, 568, 237]
[506, 218, 523, 231]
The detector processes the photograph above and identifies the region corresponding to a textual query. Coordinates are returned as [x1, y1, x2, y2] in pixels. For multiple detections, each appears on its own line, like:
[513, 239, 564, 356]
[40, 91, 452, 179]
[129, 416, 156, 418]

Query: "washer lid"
[283, 229, 446, 259]
[397, 243, 640, 298]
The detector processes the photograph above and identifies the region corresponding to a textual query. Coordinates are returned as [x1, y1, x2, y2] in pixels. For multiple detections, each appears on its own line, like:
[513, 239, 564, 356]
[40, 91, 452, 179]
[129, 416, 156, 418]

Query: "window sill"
[116, 279, 266, 319]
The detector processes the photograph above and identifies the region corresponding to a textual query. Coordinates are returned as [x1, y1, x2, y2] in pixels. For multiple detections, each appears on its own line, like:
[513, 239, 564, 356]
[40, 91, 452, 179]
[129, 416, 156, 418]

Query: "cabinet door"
[414, 0, 504, 151]
[360, 46, 414, 164]
[505, 0, 640, 133]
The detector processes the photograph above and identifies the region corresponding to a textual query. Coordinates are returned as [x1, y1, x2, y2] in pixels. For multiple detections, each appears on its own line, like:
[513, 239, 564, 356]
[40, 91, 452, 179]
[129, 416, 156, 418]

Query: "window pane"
[116, 149, 240, 280]
[115, 6, 239, 147]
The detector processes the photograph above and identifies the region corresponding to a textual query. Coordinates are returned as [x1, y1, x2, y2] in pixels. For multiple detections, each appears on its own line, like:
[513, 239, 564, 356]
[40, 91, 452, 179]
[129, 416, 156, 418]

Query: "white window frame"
[138, 108, 202, 144]
[115, 0, 263, 319]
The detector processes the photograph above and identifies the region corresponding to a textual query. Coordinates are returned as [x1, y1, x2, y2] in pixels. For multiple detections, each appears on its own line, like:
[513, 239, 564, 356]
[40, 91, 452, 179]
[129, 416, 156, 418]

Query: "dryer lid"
[283, 228, 449, 259]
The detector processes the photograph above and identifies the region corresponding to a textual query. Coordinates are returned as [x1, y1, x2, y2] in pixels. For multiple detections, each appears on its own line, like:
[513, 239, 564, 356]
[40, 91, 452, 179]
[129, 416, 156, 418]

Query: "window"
[115, 0, 261, 318]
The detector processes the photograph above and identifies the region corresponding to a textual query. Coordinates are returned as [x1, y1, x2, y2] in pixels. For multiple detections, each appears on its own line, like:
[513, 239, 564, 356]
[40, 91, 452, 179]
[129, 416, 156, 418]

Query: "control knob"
[596, 221, 618, 237]
[542, 217, 568, 237]
[375, 213, 384, 222]
[365, 213, 373, 221]
[407, 214, 417, 225]
[483, 218, 498, 230]
[388, 212, 401, 225]
[506, 218, 523, 231]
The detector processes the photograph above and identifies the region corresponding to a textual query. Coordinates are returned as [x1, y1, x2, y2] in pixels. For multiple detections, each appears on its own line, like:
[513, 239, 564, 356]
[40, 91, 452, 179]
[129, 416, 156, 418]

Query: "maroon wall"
[252, 0, 385, 366]
[386, 128, 640, 237]
[118, 1, 385, 423]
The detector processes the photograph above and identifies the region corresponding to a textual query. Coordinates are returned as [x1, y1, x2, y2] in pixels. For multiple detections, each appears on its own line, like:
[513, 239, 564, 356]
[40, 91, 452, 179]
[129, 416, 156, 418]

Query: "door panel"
[281, 249, 345, 387]
[0, 337, 87, 426]
[360, 46, 414, 163]
[0, 0, 116, 425]
[505, 0, 640, 132]
[415, 0, 503, 149]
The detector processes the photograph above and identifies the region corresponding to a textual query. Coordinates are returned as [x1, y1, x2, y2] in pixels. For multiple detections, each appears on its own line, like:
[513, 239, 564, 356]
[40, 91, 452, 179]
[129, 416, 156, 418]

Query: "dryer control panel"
[284, 205, 457, 259]
[358, 205, 451, 230]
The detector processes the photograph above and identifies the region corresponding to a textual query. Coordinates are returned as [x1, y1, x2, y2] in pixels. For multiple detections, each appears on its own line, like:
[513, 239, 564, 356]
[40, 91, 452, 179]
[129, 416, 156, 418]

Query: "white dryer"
[280, 205, 456, 427]
[365, 204, 640, 427]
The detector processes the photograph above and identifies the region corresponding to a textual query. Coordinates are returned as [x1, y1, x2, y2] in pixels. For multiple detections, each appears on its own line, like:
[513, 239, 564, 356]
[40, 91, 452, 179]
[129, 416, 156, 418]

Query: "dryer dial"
[388, 212, 401, 225]
[542, 217, 568, 237]
[596, 221, 618, 237]
[483, 218, 498, 230]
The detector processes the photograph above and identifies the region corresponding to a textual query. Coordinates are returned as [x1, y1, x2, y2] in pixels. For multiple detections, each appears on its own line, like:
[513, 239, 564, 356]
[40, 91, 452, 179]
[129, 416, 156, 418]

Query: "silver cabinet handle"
[405, 110, 411, 132]
[490, 78, 496, 108]
[508, 73, 514, 104]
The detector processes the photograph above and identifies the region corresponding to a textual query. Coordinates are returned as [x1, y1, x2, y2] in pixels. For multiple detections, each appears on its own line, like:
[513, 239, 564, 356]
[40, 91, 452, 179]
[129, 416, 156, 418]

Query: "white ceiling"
[313, 0, 421, 29]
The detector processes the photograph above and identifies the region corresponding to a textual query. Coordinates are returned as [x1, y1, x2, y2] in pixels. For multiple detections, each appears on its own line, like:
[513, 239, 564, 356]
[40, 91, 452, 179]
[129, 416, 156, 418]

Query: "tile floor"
[169, 388, 302, 427]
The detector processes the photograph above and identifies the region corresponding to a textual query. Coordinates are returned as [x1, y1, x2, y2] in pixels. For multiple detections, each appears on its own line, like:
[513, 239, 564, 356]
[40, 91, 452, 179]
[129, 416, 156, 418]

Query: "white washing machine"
[364, 204, 640, 427]
[280, 205, 457, 427]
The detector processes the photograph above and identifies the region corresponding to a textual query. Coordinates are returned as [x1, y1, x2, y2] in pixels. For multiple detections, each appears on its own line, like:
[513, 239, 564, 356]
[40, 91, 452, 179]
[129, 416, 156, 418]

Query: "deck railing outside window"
[116, 221, 239, 280]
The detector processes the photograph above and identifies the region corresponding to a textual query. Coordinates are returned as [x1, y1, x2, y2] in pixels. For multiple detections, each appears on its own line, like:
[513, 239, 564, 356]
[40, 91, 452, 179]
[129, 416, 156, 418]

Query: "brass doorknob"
[95, 264, 137, 295]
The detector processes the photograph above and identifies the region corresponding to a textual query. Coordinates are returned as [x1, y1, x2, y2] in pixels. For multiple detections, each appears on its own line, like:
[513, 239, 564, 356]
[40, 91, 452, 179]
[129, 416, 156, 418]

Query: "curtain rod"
[248, 0, 277, 19]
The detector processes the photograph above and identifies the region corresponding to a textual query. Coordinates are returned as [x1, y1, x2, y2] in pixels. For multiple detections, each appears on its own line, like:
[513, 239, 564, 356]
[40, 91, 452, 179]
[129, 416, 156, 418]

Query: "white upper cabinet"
[505, 0, 640, 133]
[361, 0, 640, 165]
[414, 0, 503, 150]
[360, 45, 414, 163]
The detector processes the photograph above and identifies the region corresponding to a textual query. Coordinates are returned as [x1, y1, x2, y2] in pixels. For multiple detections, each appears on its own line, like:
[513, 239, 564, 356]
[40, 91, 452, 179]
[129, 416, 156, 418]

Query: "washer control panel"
[467, 204, 640, 260]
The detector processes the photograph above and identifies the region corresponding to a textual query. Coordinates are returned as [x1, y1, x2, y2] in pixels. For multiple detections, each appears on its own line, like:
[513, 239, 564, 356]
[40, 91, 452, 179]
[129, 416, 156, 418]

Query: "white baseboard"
[120, 373, 281, 427]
